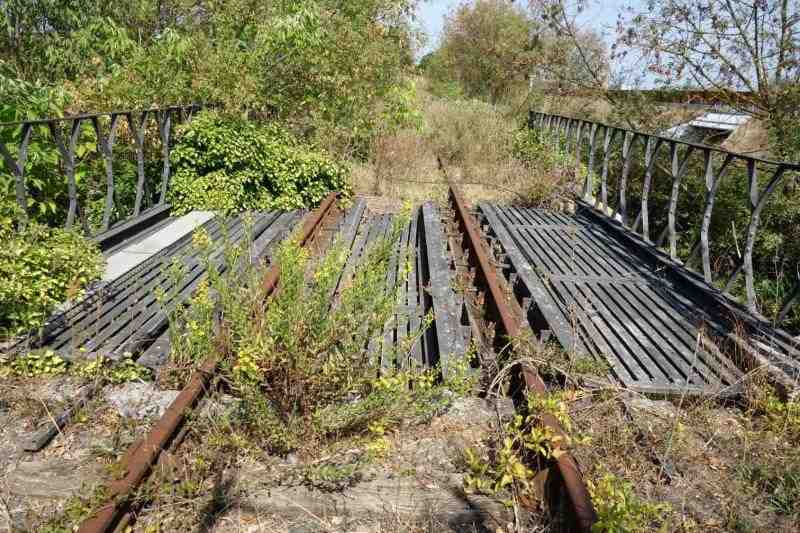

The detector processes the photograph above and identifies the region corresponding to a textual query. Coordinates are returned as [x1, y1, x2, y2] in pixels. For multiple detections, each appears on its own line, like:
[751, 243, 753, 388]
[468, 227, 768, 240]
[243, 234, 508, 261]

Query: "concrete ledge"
[102, 211, 215, 281]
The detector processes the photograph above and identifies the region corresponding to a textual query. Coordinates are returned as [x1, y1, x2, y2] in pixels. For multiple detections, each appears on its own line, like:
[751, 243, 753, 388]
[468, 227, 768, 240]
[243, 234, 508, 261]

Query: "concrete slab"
[102, 211, 215, 281]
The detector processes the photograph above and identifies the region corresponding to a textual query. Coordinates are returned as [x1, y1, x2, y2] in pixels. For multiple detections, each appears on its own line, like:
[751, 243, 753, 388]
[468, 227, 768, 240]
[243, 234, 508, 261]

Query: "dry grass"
[349, 80, 573, 208]
[567, 383, 799, 532]
[722, 118, 772, 158]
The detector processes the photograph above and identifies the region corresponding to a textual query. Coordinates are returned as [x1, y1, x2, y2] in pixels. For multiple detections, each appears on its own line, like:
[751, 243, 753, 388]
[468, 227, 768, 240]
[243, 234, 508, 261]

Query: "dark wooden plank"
[100, 215, 261, 357]
[137, 212, 296, 369]
[407, 210, 424, 367]
[570, 281, 673, 386]
[327, 199, 368, 303]
[495, 207, 566, 275]
[334, 211, 375, 302]
[479, 203, 580, 352]
[394, 214, 415, 369]
[357, 215, 392, 368]
[81, 219, 249, 357]
[421, 202, 467, 377]
[43, 216, 226, 352]
[381, 214, 405, 371]
[508, 207, 598, 277]
[621, 283, 742, 387]
[551, 279, 639, 384]
[594, 281, 713, 386]
[92, 203, 172, 252]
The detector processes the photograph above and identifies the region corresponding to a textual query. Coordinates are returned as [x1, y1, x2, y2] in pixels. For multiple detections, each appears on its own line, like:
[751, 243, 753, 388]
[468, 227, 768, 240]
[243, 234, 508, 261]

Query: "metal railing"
[1, 104, 201, 237]
[530, 111, 800, 328]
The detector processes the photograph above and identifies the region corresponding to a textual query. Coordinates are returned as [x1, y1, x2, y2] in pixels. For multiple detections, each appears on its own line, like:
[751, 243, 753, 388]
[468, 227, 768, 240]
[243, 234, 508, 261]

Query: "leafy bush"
[161, 209, 474, 460]
[588, 473, 669, 532]
[463, 392, 584, 506]
[512, 128, 578, 206]
[0, 202, 103, 336]
[4, 350, 68, 378]
[167, 112, 350, 214]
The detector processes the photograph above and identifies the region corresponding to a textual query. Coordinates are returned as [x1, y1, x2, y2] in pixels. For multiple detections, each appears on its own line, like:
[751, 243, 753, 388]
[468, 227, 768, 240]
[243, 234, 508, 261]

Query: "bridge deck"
[17, 196, 794, 396]
[479, 203, 746, 396]
[11, 201, 469, 379]
[101, 211, 215, 281]
[12, 210, 303, 364]
[331, 200, 469, 376]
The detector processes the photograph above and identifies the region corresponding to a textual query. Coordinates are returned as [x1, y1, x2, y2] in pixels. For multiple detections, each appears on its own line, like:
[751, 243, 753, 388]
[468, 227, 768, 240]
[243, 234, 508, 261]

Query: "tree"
[617, 0, 800, 159]
[528, 0, 608, 93]
[435, 0, 538, 103]
[0, 0, 421, 154]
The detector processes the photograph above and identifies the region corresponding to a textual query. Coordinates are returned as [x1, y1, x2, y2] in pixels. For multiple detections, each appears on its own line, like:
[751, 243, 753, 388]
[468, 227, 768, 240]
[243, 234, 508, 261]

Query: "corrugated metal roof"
[689, 112, 750, 131]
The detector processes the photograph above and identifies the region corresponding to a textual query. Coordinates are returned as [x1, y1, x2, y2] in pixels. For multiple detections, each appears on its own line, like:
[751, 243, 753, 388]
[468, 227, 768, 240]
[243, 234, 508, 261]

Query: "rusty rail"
[447, 185, 597, 532]
[77, 192, 338, 533]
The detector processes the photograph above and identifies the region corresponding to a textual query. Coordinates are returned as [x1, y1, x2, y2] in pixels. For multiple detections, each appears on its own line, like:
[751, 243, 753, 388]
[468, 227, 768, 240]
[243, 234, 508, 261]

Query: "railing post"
[0, 123, 33, 224]
[92, 114, 121, 231]
[659, 142, 695, 258]
[637, 136, 662, 241]
[129, 111, 149, 217]
[598, 127, 613, 212]
[584, 123, 598, 200]
[553, 116, 561, 150]
[615, 131, 634, 226]
[741, 163, 788, 313]
[699, 152, 734, 283]
[158, 109, 173, 204]
[575, 121, 584, 193]
[49, 119, 82, 228]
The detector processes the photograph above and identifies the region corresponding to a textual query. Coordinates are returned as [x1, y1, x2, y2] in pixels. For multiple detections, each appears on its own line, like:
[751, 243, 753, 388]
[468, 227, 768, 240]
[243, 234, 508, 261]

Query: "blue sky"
[416, 0, 632, 57]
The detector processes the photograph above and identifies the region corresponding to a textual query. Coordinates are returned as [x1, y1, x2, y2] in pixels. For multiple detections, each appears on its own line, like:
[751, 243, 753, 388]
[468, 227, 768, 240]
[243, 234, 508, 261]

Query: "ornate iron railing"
[1, 104, 201, 238]
[529, 111, 800, 329]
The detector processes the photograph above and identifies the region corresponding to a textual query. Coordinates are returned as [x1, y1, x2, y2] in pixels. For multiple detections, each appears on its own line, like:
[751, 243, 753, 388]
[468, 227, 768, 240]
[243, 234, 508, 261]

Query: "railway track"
[446, 185, 597, 531]
[7, 188, 597, 532]
[76, 193, 339, 533]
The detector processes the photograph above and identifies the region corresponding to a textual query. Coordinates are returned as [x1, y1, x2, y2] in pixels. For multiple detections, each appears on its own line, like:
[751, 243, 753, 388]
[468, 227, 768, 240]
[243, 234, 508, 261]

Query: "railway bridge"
[2, 105, 799, 532]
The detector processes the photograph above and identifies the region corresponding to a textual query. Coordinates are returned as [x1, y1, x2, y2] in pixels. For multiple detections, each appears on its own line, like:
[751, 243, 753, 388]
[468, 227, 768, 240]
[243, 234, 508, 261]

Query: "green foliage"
[512, 127, 577, 206]
[302, 462, 363, 492]
[749, 386, 800, 441]
[167, 112, 350, 214]
[4, 350, 68, 378]
[588, 473, 669, 533]
[1, 350, 151, 383]
[163, 208, 468, 460]
[738, 461, 800, 518]
[0, 62, 75, 225]
[770, 85, 800, 162]
[75, 355, 152, 384]
[512, 128, 569, 168]
[431, 0, 537, 103]
[381, 79, 425, 133]
[38, 484, 111, 533]
[0, 1, 419, 150]
[229, 218, 408, 422]
[0, 212, 103, 335]
[463, 392, 585, 505]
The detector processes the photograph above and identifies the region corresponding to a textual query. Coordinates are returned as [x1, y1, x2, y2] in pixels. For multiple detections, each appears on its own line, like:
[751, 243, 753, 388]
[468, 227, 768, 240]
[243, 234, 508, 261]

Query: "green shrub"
[0, 205, 103, 336]
[168, 112, 350, 214]
[588, 473, 669, 532]
[5, 350, 68, 377]
[512, 128, 578, 207]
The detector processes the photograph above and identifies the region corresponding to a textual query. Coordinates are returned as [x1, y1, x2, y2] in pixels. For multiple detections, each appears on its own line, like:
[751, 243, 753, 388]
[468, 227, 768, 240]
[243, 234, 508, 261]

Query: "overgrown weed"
[73, 206, 483, 530]
[350, 79, 576, 208]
